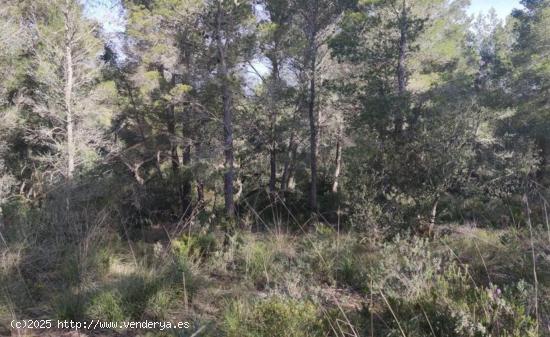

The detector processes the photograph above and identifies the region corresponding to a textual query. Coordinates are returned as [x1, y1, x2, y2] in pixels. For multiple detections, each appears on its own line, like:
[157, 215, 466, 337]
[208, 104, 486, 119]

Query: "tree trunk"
[536, 137, 548, 181]
[307, 17, 319, 212]
[182, 121, 191, 213]
[183, 141, 191, 165]
[286, 146, 298, 190]
[397, 1, 407, 95]
[167, 105, 179, 174]
[429, 198, 438, 233]
[193, 138, 205, 208]
[269, 147, 277, 193]
[216, 0, 235, 218]
[281, 132, 297, 192]
[268, 58, 279, 194]
[197, 180, 205, 207]
[395, 0, 408, 135]
[332, 123, 342, 193]
[308, 80, 318, 211]
[64, 4, 75, 180]
[280, 97, 302, 192]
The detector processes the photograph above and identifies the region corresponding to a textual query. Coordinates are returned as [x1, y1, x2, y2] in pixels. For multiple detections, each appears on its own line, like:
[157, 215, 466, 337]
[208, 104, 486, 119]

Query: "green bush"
[223, 297, 322, 337]
[53, 292, 85, 321]
[173, 232, 219, 261]
[299, 232, 366, 288]
[235, 236, 295, 290]
[145, 288, 174, 320]
[87, 290, 125, 321]
[242, 241, 275, 289]
[384, 270, 539, 337]
[117, 274, 153, 319]
[164, 245, 197, 300]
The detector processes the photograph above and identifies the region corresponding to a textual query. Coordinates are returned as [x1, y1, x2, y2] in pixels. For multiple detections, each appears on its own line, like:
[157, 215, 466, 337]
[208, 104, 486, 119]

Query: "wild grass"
[1, 211, 550, 336]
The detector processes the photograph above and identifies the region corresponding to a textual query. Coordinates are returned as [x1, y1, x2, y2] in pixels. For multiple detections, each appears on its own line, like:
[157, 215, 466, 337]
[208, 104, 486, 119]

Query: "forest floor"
[1, 224, 549, 336]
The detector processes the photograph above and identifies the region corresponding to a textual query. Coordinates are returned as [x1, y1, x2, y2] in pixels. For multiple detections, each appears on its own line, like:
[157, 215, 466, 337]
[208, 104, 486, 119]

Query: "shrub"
[235, 236, 295, 290]
[164, 244, 198, 300]
[223, 297, 322, 337]
[173, 232, 218, 261]
[145, 288, 174, 320]
[53, 292, 85, 321]
[367, 236, 442, 300]
[117, 274, 153, 319]
[299, 232, 366, 288]
[371, 258, 538, 337]
[243, 241, 275, 289]
[87, 290, 125, 321]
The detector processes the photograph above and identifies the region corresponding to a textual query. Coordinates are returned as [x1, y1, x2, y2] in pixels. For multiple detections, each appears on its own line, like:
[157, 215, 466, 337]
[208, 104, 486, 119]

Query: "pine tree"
[19, 0, 114, 190]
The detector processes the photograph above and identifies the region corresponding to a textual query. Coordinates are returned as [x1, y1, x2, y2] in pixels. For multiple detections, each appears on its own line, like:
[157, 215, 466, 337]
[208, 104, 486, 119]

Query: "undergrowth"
[1, 223, 549, 336]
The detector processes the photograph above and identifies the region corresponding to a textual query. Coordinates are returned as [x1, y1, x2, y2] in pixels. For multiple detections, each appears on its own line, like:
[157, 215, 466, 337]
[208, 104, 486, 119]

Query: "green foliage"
[223, 297, 322, 337]
[298, 231, 368, 288]
[237, 237, 282, 289]
[328, 231, 541, 337]
[145, 288, 174, 320]
[87, 290, 125, 322]
[173, 232, 218, 260]
[381, 266, 539, 337]
[53, 292, 86, 321]
[2, 0, 550, 336]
